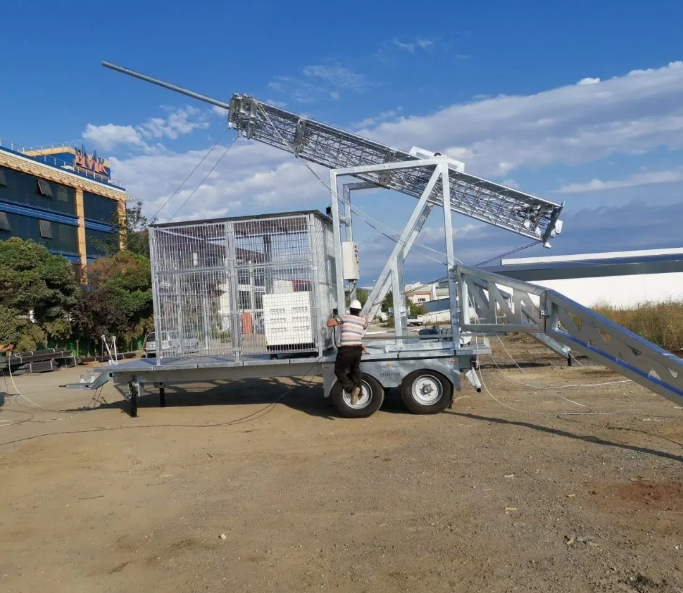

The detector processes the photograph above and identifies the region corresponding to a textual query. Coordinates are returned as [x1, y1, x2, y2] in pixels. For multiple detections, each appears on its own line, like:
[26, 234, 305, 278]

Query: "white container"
[263, 292, 314, 349]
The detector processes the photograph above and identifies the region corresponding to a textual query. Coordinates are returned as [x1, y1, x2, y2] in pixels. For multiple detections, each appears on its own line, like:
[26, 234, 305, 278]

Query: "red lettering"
[74, 150, 109, 177]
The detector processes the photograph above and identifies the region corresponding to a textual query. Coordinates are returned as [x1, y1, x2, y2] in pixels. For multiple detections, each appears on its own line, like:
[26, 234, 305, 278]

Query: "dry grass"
[593, 300, 683, 353]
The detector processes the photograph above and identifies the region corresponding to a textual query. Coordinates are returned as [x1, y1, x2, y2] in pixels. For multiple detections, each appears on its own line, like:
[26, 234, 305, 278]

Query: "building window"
[39, 220, 53, 239]
[57, 186, 69, 202]
[0, 169, 6, 187]
[37, 179, 54, 198]
[0, 212, 10, 232]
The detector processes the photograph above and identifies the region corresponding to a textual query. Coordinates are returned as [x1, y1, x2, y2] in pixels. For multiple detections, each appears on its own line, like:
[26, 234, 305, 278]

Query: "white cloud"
[555, 169, 683, 194]
[264, 98, 287, 108]
[363, 61, 683, 177]
[302, 64, 367, 90]
[138, 106, 209, 140]
[351, 108, 402, 130]
[268, 63, 368, 103]
[82, 123, 147, 151]
[418, 224, 480, 244]
[211, 105, 229, 117]
[392, 37, 437, 53]
[578, 77, 601, 85]
[112, 139, 328, 221]
[104, 59, 683, 279]
[83, 106, 211, 152]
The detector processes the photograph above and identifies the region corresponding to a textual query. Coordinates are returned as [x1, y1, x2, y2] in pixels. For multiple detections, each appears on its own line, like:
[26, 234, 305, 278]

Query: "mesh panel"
[149, 212, 336, 360]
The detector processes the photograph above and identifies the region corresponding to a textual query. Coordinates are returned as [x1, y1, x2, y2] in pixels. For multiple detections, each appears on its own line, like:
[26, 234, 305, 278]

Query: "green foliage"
[120, 200, 152, 258]
[409, 302, 427, 318]
[593, 301, 683, 353]
[73, 251, 154, 345]
[91, 199, 152, 258]
[382, 290, 393, 312]
[16, 323, 47, 352]
[0, 238, 79, 350]
[0, 305, 21, 345]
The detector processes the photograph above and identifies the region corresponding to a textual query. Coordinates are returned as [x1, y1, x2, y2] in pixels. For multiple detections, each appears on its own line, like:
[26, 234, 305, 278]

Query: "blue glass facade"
[0, 153, 123, 264]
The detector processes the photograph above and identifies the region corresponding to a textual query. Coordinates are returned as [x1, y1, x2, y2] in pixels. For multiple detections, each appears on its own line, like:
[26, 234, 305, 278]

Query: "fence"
[149, 211, 337, 360]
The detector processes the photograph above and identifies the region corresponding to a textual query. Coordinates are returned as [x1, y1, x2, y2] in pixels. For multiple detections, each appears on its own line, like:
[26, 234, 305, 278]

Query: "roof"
[502, 247, 683, 266]
[487, 247, 683, 281]
[151, 209, 332, 229]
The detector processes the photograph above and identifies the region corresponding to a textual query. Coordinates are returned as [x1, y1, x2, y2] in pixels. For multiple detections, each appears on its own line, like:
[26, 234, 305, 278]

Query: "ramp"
[456, 265, 683, 406]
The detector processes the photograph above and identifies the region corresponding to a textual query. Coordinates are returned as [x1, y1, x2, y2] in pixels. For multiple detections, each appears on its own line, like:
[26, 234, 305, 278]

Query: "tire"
[401, 370, 453, 415]
[331, 374, 384, 418]
[129, 383, 139, 418]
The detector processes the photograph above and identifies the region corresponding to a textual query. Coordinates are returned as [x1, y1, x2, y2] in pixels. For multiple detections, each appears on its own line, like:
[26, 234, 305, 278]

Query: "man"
[326, 299, 369, 405]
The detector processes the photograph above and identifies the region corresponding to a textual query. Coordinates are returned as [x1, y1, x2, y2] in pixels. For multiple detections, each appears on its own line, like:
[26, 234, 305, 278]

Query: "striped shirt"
[339, 314, 368, 346]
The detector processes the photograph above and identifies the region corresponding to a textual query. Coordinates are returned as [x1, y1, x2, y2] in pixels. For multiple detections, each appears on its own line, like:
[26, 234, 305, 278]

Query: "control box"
[342, 241, 360, 280]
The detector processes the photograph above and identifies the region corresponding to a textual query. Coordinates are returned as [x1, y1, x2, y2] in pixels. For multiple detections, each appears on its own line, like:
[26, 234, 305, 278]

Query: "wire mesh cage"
[149, 211, 337, 361]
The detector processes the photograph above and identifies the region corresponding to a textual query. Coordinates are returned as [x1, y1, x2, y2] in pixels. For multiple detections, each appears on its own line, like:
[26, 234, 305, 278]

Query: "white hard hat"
[349, 300, 362, 310]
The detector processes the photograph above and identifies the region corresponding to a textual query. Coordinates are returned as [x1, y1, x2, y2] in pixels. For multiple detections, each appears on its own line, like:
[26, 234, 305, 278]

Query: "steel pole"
[102, 62, 232, 111]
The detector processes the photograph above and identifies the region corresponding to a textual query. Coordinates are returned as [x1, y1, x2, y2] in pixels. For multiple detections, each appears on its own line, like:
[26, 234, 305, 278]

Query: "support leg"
[159, 385, 166, 407]
[129, 383, 139, 418]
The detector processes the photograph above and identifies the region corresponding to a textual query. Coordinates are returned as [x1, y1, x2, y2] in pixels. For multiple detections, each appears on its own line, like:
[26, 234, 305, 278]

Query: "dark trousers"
[334, 345, 363, 393]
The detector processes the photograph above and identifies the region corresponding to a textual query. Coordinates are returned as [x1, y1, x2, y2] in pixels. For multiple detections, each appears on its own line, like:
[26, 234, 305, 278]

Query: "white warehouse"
[486, 247, 683, 309]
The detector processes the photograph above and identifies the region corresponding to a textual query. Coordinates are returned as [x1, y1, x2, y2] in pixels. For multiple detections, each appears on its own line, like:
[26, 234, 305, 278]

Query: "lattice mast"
[103, 62, 564, 244]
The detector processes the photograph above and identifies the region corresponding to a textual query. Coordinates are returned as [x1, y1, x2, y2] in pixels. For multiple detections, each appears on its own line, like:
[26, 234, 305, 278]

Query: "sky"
[2, 0, 683, 284]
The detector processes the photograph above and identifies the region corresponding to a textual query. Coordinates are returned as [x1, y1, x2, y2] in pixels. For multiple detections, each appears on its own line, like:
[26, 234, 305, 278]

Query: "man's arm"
[326, 318, 339, 328]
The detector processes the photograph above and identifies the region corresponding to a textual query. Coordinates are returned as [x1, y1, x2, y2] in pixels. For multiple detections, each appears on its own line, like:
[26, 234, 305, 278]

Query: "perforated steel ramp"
[456, 265, 683, 406]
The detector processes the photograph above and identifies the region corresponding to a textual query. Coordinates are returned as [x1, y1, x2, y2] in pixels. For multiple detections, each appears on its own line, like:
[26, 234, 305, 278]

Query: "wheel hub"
[412, 375, 442, 405]
[342, 382, 371, 409]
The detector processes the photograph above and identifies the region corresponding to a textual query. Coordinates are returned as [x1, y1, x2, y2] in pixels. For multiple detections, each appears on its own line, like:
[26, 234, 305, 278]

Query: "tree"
[0, 238, 79, 350]
[382, 290, 393, 312]
[409, 302, 427, 318]
[92, 200, 153, 258]
[73, 251, 154, 347]
[120, 200, 153, 258]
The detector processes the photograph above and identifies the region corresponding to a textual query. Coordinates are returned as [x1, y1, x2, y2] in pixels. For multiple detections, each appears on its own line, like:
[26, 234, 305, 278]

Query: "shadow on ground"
[62, 376, 412, 421]
[446, 410, 683, 465]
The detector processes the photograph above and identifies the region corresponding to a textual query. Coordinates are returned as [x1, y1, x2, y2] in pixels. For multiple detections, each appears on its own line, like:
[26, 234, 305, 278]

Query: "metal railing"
[0, 138, 124, 189]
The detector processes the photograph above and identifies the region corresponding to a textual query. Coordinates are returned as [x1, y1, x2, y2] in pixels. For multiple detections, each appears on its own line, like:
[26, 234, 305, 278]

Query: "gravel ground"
[0, 337, 681, 593]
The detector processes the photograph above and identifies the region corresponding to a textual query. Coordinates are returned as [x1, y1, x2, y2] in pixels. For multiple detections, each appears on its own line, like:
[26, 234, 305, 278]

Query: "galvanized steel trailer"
[91, 341, 487, 418]
[73, 63, 683, 419]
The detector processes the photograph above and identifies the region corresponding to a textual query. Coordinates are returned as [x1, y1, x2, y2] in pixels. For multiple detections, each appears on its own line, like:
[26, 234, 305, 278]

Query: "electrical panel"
[342, 241, 360, 280]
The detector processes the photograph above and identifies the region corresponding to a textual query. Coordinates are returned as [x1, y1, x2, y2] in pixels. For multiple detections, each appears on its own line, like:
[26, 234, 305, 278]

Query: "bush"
[73, 251, 154, 346]
[593, 301, 683, 353]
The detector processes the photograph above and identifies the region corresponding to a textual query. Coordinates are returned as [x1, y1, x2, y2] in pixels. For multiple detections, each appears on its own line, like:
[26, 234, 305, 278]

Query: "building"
[0, 138, 127, 269]
[487, 248, 683, 309]
[405, 281, 438, 305]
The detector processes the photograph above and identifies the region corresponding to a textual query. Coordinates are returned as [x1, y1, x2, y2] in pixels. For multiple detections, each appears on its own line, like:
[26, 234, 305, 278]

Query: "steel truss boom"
[103, 62, 564, 244]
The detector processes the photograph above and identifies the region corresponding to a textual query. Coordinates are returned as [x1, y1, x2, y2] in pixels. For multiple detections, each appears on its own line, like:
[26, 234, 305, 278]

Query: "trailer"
[67, 63, 683, 419]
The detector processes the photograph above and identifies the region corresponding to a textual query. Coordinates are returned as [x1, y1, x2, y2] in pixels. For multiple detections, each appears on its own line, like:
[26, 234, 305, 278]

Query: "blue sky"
[3, 0, 683, 283]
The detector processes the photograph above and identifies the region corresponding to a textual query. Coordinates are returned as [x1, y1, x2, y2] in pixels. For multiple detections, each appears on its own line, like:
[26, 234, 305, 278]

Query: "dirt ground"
[1, 337, 682, 593]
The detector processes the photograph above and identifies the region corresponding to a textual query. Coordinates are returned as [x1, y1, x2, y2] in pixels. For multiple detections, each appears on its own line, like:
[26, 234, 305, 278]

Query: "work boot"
[350, 386, 361, 405]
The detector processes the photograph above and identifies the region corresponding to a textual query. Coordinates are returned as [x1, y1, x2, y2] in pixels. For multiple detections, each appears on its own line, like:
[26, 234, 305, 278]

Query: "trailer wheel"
[128, 383, 139, 418]
[401, 370, 453, 414]
[331, 374, 384, 418]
